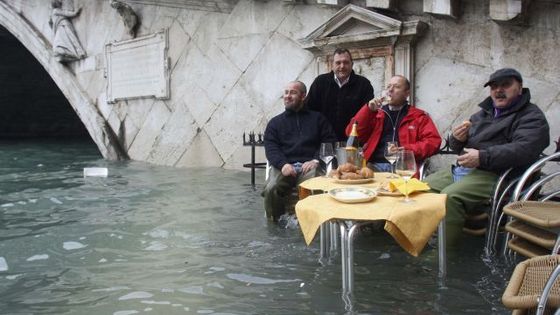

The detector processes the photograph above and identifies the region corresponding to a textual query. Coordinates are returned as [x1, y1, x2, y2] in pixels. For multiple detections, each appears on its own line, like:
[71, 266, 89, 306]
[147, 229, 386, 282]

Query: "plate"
[377, 188, 403, 196]
[333, 178, 374, 184]
[328, 187, 377, 203]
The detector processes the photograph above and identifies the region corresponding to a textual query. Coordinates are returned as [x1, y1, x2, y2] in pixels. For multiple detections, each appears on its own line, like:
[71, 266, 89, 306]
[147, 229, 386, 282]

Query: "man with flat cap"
[425, 68, 550, 245]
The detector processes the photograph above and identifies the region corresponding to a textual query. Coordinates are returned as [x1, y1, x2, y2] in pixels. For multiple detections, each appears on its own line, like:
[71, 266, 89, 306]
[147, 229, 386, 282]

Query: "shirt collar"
[334, 73, 350, 88]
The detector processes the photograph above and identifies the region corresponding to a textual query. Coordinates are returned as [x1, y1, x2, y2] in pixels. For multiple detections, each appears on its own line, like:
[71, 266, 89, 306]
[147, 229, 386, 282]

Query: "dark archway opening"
[0, 25, 93, 141]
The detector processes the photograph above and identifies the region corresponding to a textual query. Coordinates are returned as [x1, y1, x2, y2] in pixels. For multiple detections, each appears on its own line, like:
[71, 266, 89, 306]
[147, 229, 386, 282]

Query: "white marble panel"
[176, 10, 208, 38]
[415, 57, 488, 133]
[127, 101, 171, 161]
[277, 5, 339, 45]
[167, 20, 191, 71]
[242, 32, 314, 110]
[205, 80, 261, 162]
[176, 129, 224, 168]
[221, 0, 291, 37]
[191, 12, 227, 53]
[179, 43, 242, 112]
[216, 33, 271, 72]
[147, 100, 198, 166]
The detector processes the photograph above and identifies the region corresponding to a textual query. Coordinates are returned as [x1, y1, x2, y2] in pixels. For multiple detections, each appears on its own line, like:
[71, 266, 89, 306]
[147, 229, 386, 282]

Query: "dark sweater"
[264, 107, 337, 170]
[305, 71, 374, 141]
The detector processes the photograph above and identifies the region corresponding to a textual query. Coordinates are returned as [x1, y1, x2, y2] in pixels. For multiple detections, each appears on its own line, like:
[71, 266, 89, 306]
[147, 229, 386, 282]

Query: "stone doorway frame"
[300, 4, 427, 102]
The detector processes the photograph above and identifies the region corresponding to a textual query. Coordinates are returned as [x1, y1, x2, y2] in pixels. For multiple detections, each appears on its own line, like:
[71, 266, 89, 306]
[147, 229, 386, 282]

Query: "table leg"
[329, 221, 338, 253]
[346, 223, 361, 294]
[339, 222, 349, 294]
[339, 220, 363, 297]
[319, 222, 331, 262]
[437, 219, 447, 280]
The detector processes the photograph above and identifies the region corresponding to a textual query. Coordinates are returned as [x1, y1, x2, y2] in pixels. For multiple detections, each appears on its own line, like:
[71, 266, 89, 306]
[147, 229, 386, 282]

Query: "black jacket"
[305, 71, 374, 141]
[450, 88, 550, 173]
[264, 107, 337, 170]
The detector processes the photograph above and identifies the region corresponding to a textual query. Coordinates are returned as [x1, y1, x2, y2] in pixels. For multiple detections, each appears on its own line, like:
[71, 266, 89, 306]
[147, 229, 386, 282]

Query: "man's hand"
[281, 163, 297, 177]
[367, 97, 383, 112]
[301, 160, 319, 174]
[452, 120, 472, 142]
[457, 148, 480, 168]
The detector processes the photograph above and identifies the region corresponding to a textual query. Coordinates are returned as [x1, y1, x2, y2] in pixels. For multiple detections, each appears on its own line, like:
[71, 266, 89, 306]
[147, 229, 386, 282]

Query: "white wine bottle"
[346, 121, 359, 151]
[345, 121, 359, 165]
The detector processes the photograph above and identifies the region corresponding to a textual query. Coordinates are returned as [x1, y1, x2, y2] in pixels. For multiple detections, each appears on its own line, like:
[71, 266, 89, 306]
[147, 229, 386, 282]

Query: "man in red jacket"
[346, 75, 441, 172]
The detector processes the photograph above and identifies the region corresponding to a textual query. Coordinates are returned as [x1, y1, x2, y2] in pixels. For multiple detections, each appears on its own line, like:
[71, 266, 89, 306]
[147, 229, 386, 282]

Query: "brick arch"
[0, 2, 126, 160]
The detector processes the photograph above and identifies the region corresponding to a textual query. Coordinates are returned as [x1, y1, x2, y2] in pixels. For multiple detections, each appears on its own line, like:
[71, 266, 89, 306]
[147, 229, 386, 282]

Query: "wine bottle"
[346, 121, 359, 151]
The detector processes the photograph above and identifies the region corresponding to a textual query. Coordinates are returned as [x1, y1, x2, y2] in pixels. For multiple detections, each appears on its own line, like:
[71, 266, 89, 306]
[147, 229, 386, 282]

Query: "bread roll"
[338, 162, 357, 173]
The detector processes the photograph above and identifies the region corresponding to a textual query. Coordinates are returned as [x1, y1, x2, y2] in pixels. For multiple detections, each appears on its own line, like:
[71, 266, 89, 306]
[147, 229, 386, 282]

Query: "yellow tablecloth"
[295, 174, 447, 257]
[299, 172, 394, 191]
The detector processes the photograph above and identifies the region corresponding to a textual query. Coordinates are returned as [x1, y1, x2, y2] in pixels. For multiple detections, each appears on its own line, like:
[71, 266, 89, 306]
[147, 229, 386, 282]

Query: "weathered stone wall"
[1, 0, 558, 170]
[414, 0, 560, 154]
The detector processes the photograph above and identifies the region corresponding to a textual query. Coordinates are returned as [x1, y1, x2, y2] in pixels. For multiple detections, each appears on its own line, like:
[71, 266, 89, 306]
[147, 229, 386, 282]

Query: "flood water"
[0, 140, 517, 314]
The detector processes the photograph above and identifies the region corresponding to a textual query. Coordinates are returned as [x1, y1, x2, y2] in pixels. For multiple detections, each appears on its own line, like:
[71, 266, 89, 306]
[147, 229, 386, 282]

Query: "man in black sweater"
[263, 81, 336, 221]
[305, 48, 374, 141]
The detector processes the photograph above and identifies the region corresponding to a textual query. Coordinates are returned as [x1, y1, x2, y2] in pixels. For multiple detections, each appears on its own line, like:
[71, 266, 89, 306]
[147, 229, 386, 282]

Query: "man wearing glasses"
[425, 68, 550, 245]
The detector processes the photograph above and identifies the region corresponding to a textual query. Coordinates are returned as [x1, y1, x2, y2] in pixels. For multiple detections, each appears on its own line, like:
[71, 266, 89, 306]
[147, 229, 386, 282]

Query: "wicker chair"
[503, 255, 560, 314]
[501, 152, 560, 257]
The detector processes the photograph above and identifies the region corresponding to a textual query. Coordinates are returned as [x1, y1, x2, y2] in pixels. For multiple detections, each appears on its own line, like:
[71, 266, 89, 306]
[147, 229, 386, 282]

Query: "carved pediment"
[300, 4, 402, 52]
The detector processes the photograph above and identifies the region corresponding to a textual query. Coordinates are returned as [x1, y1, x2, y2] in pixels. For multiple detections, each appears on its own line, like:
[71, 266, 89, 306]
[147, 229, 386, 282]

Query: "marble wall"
[1, 0, 558, 170]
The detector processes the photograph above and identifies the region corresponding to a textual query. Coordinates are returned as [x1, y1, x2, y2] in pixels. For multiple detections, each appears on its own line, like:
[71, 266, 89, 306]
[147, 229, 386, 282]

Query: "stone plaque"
[105, 29, 169, 103]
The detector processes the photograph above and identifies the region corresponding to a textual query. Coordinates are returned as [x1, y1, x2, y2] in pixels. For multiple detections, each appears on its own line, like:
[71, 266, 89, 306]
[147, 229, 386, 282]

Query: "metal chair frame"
[500, 152, 560, 256]
[537, 263, 560, 315]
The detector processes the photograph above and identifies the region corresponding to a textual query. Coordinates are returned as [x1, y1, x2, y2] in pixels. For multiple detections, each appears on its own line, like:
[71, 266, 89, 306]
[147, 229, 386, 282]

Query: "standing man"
[425, 68, 550, 245]
[263, 81, 336, 222]
[347, 75, 441, 172]
[306, 48, 374, 141]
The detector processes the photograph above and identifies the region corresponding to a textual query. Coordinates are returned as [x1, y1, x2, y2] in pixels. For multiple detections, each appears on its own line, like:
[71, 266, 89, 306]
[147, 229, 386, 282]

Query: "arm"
[302, 114, 337, 174]
[479, 108, 550, 171]
[402, 114, 442, 161]
[304, 78, 321, 112]
[345, 104, 378, 144]
[264, 120, 289, 171]
[53, 7, 81, 18]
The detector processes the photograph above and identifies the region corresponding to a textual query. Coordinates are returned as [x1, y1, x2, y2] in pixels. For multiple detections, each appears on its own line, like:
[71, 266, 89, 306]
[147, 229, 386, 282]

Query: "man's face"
[489, 78, 522, 108]
[332, 52, 353, 82]
[283, 82, 305, 111]
[385, 76, 410, 106]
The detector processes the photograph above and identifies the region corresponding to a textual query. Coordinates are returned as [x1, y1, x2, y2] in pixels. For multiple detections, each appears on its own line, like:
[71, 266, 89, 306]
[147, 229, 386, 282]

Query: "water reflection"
[0, 140, 516, 314]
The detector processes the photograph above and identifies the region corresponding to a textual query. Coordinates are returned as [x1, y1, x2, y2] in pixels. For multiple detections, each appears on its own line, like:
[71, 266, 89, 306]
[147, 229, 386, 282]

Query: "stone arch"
[0, 2, 126, 160]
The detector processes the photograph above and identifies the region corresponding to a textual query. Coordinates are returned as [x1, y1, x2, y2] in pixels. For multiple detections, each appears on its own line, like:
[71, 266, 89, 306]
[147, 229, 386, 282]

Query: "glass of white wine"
[384, 141, 399, 178]
[395, 150, 417, 203]
[319, 143, 335, 174]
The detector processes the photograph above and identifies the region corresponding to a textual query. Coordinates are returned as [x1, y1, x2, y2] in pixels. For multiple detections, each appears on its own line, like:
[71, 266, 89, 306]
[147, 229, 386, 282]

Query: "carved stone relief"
[110, 0, 140, 39]
[48, 0, 86, 63]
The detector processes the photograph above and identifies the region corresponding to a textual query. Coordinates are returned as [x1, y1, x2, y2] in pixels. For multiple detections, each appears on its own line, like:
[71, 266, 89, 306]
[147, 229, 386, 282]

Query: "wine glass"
[395, 150, 417, 203]
[381, 89, 392, 105]
[319, 143, 335, 174]
[384, 141, 399, 178]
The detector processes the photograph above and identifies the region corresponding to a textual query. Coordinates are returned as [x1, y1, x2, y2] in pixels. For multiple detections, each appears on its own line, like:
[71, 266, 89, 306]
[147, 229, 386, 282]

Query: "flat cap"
[483, 68, 523, 87]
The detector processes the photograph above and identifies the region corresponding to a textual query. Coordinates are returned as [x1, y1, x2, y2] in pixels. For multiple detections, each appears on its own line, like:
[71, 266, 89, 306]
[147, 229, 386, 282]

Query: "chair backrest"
[513, 151, 560, 202]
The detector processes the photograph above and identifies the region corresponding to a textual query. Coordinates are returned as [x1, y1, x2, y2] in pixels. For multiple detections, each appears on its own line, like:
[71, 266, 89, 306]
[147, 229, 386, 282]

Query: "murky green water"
[0, 140, 516, 314]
